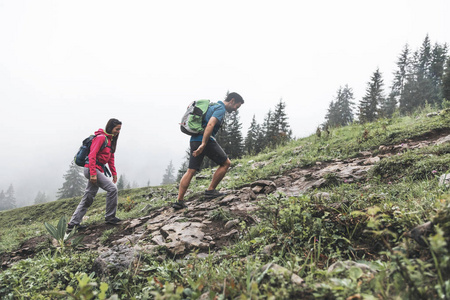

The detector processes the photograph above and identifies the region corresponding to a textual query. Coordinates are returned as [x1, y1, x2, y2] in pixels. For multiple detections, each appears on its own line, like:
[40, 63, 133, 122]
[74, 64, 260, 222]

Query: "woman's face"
[112, 124, 121, 136]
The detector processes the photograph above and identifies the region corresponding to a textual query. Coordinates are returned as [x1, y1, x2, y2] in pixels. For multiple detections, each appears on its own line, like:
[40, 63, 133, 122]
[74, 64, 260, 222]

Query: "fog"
[0, 0, 448, 206]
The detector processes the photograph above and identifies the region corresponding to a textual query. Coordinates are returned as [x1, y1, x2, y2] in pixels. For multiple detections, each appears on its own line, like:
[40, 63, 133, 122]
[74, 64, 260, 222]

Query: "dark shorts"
[188, 140, 228, 170]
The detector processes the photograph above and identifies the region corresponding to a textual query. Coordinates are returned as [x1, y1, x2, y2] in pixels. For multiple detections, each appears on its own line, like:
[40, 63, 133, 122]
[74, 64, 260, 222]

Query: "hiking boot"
[204, 189, 227, 200]
[105, 217, 122, 225]
[67, 223, 87, 233]
[172, 201, 188, 210]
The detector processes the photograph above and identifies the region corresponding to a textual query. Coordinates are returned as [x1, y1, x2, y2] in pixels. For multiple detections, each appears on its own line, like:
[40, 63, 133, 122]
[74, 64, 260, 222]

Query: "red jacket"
[85, 129, 117, 177]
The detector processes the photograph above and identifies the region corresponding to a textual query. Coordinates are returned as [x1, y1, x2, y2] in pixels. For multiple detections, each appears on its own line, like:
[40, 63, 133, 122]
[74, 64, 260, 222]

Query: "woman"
[68, 118, 122, 232]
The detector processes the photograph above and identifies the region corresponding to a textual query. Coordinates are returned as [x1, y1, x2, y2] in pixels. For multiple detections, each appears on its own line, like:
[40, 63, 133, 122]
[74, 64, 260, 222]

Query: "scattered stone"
[251, 180, 277, 194]
[292, 146, 303, 154]
[261, 243, 276, 256]
[93, 245, 138, 278]
[140, 204, 152, 213]
[328, 261, 376, 275]
[112, 234, 142, 246]
[364, 156, 380, 165]
[439, 174, 450, 187]
[435, 135, 450, 145]
[407, 221, 434, 246]
[427, 112, 439, 117]
[251, 161, 269, 170]
[260, 263, 304, 286]
[314, 192, 331, 201]
[223, 229, 239, 237]
[151, 235, 165, 246]
[218, 195, 238, 205]
[224, 219, 240, 229]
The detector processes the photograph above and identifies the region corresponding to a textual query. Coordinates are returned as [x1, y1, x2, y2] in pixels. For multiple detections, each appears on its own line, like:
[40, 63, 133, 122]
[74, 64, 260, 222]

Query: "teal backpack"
[180, 99, 217, 135]
[74, 134, 108, 166]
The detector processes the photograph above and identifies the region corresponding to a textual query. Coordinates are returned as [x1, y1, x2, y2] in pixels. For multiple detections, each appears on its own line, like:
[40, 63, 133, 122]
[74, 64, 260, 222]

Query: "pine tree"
[3, 184, 17, 210]
[258, 110, 272, 150]
[400, 36, 448, 112]
[225, 111, 244, 159]
[34, 191, 49, 204]
[0, 190, 6, 211]
[443, 57, 450, 102]
[380, 92, 398, 118]
[358, 68, 385, 123]
[161, 160, 176, 185]
[57, 162, 86, 199]
[254, 123, 265, 154]
[326, 85, 355, 127]
[244, 115, 259, 155]
[269, 99, 292, 146]
[391, 45, 411, 105]
[325, 100, 339, 127]
[430, 42, 448, 105]
[117, 175, 127, 190]
[400, 50, 422, 113]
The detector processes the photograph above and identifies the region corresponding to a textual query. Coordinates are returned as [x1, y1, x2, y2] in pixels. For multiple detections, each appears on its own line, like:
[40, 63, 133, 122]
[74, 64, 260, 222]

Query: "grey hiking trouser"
[69, 167, 118, 225]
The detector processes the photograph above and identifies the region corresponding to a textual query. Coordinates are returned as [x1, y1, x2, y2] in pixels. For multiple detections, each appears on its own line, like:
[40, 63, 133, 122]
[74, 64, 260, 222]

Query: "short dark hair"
[225, 92, 244, 104]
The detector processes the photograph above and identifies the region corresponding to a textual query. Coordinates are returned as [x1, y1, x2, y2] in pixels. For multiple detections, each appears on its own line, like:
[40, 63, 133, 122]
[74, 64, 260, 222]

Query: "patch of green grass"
[99, 228, 119, 245]
[2, 108, 450, 299]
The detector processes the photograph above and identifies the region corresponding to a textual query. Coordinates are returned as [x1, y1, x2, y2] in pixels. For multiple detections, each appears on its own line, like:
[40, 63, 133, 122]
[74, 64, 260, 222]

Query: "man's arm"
[193, 117, 218, 157]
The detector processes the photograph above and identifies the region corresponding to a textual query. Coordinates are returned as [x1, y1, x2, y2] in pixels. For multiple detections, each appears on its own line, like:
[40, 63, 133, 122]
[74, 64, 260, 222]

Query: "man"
[173, 92, 244, 209]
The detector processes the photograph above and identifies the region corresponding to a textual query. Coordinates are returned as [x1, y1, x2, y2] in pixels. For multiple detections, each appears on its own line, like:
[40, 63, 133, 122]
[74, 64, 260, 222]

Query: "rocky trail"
[3, 129, 450, 274]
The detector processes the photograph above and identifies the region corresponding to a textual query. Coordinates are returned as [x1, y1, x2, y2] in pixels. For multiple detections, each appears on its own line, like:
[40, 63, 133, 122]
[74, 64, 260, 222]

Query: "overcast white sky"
[0, 0, 449, 205]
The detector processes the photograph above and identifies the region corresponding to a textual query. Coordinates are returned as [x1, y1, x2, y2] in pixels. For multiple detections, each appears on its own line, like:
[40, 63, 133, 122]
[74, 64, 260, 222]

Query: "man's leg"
[208, 158, 231, 191]
[178, 168, 197, 201]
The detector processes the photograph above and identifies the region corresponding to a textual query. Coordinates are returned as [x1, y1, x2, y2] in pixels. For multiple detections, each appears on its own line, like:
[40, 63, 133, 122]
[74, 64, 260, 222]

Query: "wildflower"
[432, 170, 437, 174]
[388, 182, 392, 185]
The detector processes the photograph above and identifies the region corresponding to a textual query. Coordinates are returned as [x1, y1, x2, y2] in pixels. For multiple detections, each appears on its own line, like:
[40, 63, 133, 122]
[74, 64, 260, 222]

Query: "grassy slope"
[2, 108, 450, 299]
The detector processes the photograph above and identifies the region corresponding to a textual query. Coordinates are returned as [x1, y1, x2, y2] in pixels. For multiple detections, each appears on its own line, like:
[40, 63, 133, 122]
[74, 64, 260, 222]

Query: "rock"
[251, 180, 277, 194]
[196, 174, 210, 180]
[151, 235, 165, 246]
[314, 192, 331, 201]
[251, 161, 269, 170]
[363, 156, 380, 165]
[260, 263, 304, 286]
[159, 222, 209, 255]
[427, 112, 439, 117]
[224, 219, 240, 229]
[126, 218, 144, 229]
[112, 234, 142, 246]
[292, 146, 303, 154]
[435, 135, 450, 145]
[239, 187, 257, 201]
[218, 195, 238, 205]
[407, 221, 434, 246]
[262, 243, 276, 256]
[439, 174, 450, 187]
[140, 204, 152, 213]
[327, 261, 376, 275]
[93, 245, 138, 278]
[223, 229, 239, 237]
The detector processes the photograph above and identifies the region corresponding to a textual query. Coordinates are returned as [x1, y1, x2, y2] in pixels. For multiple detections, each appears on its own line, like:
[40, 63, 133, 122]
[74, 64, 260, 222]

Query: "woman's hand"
[90, 175, 97, 184]
[113, 175, 118, 184]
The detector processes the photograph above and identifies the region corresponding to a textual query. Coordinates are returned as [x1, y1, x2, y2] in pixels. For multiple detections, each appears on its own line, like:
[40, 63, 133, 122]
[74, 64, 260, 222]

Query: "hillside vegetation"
[2, 108, 450, 299]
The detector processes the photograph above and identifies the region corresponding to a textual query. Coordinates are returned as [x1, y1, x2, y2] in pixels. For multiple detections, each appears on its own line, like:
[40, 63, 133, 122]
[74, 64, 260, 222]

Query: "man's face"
[226, 99, 242, 113]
